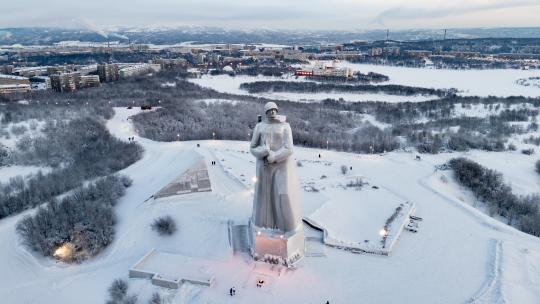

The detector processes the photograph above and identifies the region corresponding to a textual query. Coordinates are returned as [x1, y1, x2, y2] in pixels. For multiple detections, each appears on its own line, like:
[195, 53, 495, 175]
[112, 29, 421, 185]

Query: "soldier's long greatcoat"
[250, 116, 302, 233]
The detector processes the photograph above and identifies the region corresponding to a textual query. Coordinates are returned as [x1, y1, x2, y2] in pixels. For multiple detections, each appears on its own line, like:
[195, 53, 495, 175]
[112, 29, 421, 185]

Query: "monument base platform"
[249, 223, 305, 267]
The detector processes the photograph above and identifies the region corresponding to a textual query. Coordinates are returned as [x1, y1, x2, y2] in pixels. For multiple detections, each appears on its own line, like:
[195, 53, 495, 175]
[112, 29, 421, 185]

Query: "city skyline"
[1, 0, 540, 31]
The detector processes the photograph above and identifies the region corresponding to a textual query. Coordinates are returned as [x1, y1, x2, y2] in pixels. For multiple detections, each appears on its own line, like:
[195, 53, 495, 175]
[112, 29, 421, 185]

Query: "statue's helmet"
[264, 102, 278, 113]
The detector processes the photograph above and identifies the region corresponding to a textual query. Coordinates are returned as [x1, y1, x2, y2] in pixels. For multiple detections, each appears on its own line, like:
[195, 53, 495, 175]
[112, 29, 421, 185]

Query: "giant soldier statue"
[249, 102, 304, 266]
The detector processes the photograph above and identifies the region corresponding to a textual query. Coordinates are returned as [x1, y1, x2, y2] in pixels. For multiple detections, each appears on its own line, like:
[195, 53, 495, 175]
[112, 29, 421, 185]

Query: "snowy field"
[0, 108, 539, 303]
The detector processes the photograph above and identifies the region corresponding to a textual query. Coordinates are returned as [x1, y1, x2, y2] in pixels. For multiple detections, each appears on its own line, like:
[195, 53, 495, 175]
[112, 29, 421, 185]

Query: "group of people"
[127, 136, 135, 141]
[210, 160, 217, 165]
[229, 287, 236, 296]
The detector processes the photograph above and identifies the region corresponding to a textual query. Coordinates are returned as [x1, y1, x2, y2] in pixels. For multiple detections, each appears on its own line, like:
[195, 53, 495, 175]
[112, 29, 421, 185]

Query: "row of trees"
[17, 174, 131, 262]
[449, 158, 540, 236]
[240, 80, 456, 97]
[306, 71, 390, 84]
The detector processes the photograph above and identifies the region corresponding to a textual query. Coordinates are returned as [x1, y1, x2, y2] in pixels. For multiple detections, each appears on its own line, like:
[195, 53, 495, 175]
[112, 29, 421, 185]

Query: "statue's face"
[266, 108, 277, 119]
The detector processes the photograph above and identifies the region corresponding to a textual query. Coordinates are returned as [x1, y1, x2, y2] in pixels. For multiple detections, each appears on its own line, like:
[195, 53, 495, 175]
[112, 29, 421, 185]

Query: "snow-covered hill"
[0, 107, 538, 303]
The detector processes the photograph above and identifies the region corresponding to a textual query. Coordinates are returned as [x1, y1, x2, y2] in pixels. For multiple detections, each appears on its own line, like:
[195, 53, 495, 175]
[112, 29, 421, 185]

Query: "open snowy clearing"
[0, 107, 538, 303]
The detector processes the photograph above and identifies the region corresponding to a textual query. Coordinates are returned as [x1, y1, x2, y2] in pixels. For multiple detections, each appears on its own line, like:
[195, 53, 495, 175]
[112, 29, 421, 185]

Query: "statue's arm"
[268, 124, 293, 164]
[250, 124, 269, 159]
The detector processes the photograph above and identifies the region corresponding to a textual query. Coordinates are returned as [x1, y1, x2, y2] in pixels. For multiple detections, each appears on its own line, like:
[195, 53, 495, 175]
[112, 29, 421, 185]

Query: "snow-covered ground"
[0, 108, 539, 303]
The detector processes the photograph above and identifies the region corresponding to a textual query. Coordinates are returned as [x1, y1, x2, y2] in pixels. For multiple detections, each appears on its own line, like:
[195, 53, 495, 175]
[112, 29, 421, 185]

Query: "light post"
[326, 140, 329, 150]
[177, 133, 180, 141]
[212, 132, 215, 140]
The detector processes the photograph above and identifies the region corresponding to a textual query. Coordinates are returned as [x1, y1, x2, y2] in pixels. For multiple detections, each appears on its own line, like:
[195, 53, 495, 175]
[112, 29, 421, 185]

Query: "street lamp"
[212, 132, 215, 140]
[326, 140, 329, 150]
[177, 133, 180, 141]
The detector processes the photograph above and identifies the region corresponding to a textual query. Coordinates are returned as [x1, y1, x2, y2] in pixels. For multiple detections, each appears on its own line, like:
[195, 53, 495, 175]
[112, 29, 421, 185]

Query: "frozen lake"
[334, 61, 540, 97]
[189, 63, 540, 103]
[188, 74, 438, 103]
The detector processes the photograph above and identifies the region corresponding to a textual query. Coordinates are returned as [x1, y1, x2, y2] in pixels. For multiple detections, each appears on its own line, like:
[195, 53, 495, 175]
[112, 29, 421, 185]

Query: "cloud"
[0, 0, 539, 30]
[372, 0, 540, 26]
[79, 19, 109, 38]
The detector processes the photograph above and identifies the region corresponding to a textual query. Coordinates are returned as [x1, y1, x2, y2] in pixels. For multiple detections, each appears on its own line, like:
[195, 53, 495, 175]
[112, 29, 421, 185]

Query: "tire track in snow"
[467, 239, 507, 304]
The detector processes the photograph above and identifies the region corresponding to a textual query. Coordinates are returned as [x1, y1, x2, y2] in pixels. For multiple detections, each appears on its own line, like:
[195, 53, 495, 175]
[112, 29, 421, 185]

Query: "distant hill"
[1, 26, 540, 46]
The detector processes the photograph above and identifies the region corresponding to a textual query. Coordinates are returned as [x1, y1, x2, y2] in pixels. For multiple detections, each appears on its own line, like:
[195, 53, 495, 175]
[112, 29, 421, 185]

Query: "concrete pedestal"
[249, 223, 305, 267]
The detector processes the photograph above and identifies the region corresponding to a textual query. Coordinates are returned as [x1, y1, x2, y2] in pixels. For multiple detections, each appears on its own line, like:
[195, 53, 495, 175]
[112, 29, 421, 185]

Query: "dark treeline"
[0, 118, 142, 218]
[321, 96, 540, 125]
[235, 65, 294, 77]
[307, 71, 389, 84]
[17, 174, 131, 262]
[449, 158, 540, 236]
[240, 80, 456, 97]
[0, 100, 114, 124]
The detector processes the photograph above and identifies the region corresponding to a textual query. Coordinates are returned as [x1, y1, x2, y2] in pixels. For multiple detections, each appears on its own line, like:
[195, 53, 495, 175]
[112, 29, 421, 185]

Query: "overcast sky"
[2, 0, 540, 30]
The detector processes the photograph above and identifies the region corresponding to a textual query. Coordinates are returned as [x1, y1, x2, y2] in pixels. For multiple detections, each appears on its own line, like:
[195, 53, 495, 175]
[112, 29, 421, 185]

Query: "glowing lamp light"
[53, 243, 73, 260]
[257, 231, 261, 236]
[379, 229, 388, 237]
[280, 235, 284, 239]
[252, 176, 257, 183]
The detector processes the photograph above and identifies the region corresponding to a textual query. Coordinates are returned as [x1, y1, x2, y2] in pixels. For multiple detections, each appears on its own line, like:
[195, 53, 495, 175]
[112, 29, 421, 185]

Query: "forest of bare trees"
[449, 158, 540, 236]
[17, 174, 131, 262]
[0, 117, 142, 218]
